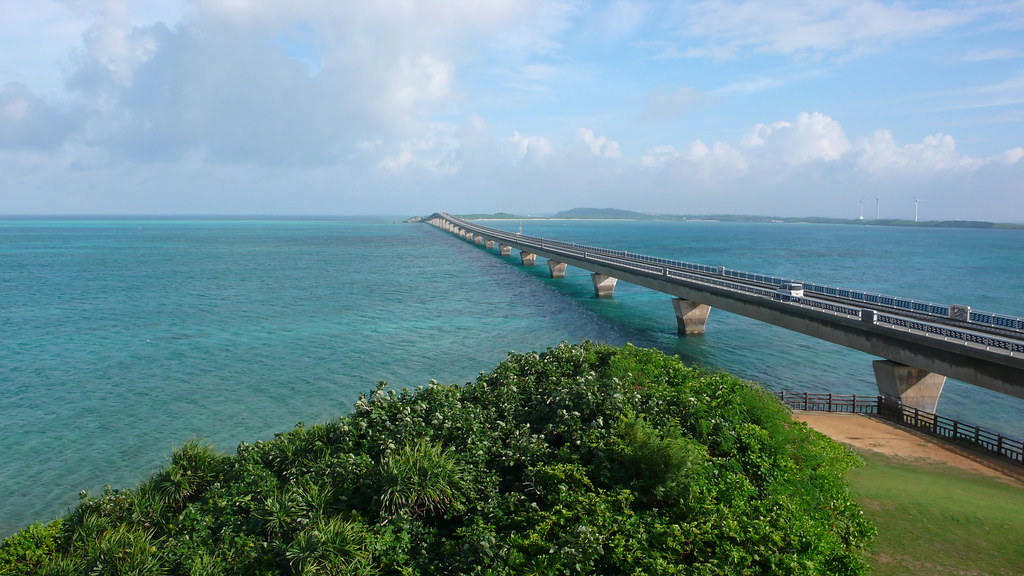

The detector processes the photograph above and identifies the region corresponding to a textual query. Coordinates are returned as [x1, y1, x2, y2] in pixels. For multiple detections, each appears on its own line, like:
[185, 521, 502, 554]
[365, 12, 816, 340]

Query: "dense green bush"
[1, 342, 873, 575]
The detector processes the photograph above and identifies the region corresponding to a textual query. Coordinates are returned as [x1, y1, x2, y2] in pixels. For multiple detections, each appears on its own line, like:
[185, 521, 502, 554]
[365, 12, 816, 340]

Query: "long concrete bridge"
[425, 212, 1024, 412]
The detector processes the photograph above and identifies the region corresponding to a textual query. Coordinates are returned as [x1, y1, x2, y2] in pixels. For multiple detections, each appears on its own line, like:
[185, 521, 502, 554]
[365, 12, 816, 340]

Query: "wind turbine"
[914, 197, 924, 222]
[858, 200, 864, 220]
[875, 196, 880, 220]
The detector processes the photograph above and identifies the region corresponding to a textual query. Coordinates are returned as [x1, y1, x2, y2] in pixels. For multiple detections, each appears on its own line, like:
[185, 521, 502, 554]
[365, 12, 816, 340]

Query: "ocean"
[2, 216, 1023, 536]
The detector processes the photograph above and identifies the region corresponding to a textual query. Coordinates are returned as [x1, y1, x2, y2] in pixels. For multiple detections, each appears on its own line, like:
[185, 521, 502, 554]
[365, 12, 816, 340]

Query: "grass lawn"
[847, 452, 1024, 576]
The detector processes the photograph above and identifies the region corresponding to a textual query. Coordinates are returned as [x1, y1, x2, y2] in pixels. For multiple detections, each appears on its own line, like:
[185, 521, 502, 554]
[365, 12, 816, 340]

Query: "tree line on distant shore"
[449, 207, 1022, 229]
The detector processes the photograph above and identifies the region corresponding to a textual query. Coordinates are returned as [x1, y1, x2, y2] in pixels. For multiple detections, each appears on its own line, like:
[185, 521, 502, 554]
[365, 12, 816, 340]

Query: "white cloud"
[926, 75, 1024, 112]
[391, 54, 455, 111]
[579, 128, 621, 158]
[375, 123, 462, 174]
[741, 112, 850, 164]
[639, 140, 748, 182]
[638, 112, 1021, 203]
[964, 48, 1024, 62]
[0, 0, 558, 167]
[1001, 147, 1024, 164]
[688, 140, 749, 179]
[0, 84, 84, 149]
[592, 0, 652, 40]
[671, 0, 967, 60]
[0, 1, 1021, 221]
[507, 131, 553, 162]
[487, 0, 580, 58]
[640, 144, 681, 168]
[73, 0, 162, 85]
[856, 130, 986, 173]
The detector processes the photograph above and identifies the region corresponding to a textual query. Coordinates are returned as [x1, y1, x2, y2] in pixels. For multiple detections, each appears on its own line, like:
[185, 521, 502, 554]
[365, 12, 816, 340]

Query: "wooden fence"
[774, 391, 1024, 467]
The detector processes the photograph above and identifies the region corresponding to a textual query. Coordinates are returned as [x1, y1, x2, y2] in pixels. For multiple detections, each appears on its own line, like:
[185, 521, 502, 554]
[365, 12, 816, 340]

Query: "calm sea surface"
[2, 217, 1023, 535]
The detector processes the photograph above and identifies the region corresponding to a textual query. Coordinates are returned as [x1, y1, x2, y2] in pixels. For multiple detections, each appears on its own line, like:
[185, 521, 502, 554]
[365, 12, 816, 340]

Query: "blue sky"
[1, 1, 1022, 221]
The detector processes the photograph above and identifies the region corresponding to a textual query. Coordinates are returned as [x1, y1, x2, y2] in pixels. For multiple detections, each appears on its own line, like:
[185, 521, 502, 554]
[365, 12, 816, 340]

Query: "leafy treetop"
[1, 342, 873, 575]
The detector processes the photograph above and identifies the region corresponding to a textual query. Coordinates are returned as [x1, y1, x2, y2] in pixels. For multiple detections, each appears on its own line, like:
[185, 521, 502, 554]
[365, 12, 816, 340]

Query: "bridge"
[424, 212, 1024, 412]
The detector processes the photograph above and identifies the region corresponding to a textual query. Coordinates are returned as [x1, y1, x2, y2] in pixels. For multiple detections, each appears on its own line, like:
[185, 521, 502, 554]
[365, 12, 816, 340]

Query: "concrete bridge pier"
[474, 235, 484, 245]
[672, 298, 712, 335]
[521, 251, 537, 266]
[458, 229, 467, 238]
[485, 240, 495, 250]
[548, 260, 568, 278]
[499, 244, 512, 256]
[592, 273, 617, 297]
[872, 359, 946, 413]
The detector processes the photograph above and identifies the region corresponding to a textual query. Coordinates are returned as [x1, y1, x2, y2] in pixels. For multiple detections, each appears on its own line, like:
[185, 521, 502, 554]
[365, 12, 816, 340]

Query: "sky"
[1, 1, 1023, 221]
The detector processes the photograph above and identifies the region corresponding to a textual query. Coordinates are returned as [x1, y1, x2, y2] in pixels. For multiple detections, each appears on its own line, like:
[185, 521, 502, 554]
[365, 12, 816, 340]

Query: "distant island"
[421, 207, 1024, 230]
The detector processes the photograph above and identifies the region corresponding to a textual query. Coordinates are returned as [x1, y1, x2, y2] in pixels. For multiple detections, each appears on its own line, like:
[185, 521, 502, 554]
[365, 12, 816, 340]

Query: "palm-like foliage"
[374, 438, 467, 522]
[260, 488, 308, 541]
[285, 516, 373, 575]
[154, 439, 226, 508]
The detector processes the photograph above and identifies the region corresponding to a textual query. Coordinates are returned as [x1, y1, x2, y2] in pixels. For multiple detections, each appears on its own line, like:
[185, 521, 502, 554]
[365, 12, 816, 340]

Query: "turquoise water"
[2, 217, 1023, 536]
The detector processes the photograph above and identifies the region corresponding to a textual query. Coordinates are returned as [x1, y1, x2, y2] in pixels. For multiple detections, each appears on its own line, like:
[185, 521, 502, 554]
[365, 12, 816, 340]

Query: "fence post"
[952, 419, 959, 440]
[828, 392, 833, 413]
[998, 435, 1004, 459]
[803, 392, 808, 411]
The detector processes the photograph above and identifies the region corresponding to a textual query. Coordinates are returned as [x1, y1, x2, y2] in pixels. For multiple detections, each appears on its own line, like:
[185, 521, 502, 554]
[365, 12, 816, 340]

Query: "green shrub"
[0, 520, 62, 575]
[9, 342, 873, 575]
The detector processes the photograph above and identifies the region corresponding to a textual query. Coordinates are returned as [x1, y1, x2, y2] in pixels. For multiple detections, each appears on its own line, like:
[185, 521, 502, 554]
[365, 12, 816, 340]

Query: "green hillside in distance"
[443, 209, 1024, 229]
[550, 207, 652, 219]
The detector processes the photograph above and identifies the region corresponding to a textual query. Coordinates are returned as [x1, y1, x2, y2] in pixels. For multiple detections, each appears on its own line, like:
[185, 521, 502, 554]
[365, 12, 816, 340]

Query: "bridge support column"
[499, 244, 511, 256]
[485, 240, 495, 250]
[520, 252, 537, 266]
[548, 260, 567, 278]
[672, 298, 712, 335]
[458, 229, 467, 238]
[474, 235, 484, 245]
[872, 360, 946, 413]
[591, 273, 617, 298]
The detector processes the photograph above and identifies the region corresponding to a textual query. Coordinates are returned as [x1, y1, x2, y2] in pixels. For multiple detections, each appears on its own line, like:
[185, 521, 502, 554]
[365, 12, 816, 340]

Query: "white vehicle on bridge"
[778, 282, 804, 297]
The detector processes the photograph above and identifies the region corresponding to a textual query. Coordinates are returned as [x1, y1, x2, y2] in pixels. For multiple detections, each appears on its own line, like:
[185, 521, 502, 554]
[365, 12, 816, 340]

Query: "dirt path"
[793, 412, 1024, 486]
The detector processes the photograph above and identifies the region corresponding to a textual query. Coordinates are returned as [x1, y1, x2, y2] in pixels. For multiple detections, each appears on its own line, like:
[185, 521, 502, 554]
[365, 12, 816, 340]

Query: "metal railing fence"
[775, 391, 1024, 466]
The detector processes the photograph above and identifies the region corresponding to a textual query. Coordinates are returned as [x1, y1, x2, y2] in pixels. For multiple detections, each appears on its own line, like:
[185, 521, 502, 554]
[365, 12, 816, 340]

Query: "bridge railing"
[528, 239, 874, 325]
[804, 283, 952, 317]
[438, 214, 1024, 340]
[491, 224, 1024, 355]
[775, 391, 1024, 466]
[875, 313, 1024, 354]
[969, 309, 1024, 333]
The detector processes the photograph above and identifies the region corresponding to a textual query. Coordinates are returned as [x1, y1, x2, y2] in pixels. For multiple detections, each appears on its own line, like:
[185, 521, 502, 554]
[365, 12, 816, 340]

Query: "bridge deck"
[427, 213, 1024, 403]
